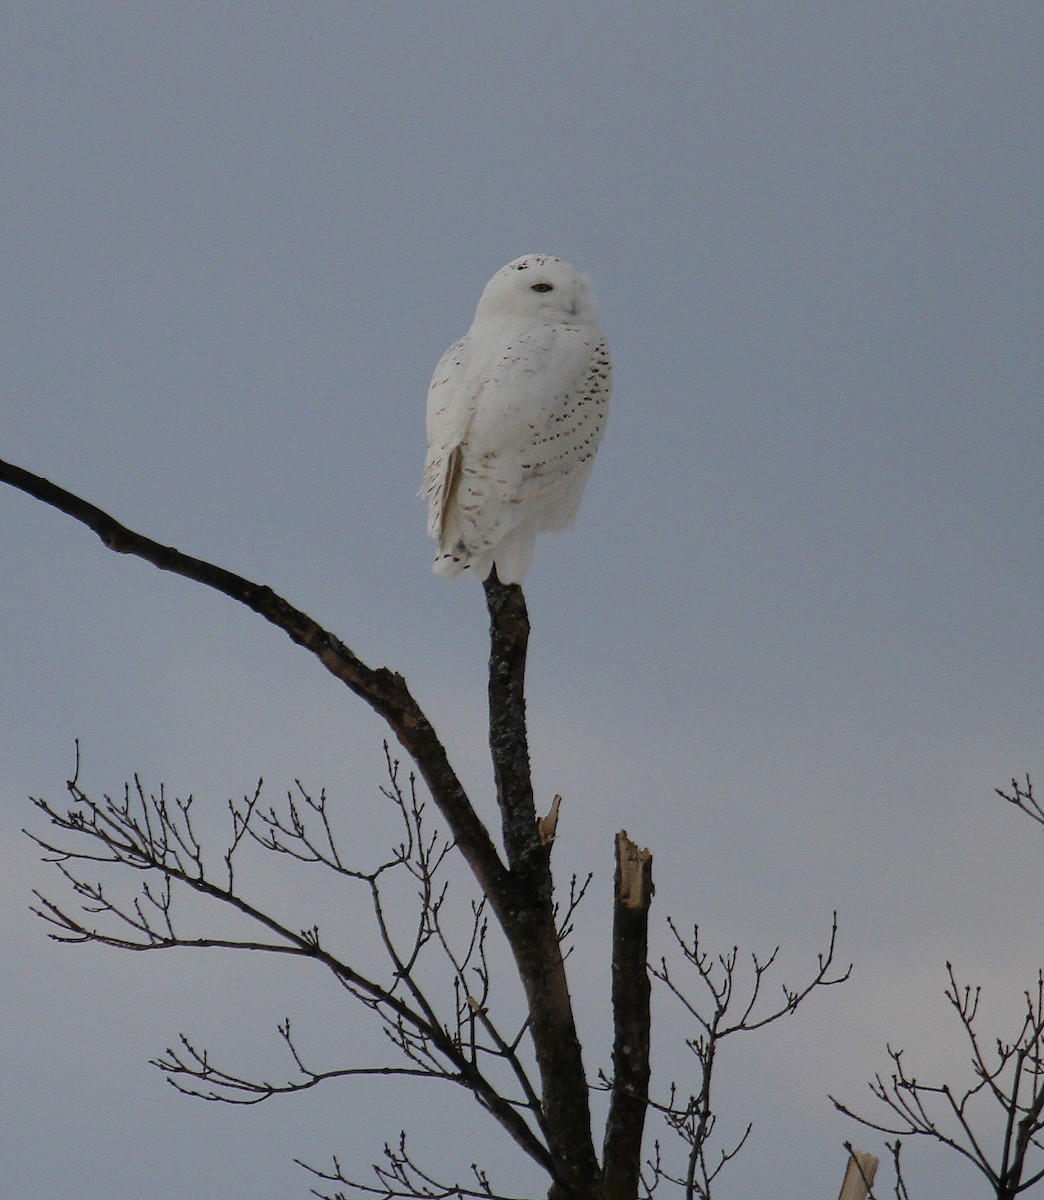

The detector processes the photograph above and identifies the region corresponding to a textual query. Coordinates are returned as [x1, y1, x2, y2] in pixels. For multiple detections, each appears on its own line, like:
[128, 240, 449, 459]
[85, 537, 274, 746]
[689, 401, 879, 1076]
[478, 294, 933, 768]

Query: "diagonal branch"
[152, 1021, 444, 1104]
[0, 456, 508, 907]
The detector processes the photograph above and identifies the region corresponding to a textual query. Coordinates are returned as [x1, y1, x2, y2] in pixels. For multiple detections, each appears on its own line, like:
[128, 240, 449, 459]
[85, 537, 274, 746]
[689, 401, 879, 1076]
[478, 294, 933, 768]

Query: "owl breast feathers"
[421, 254, 611, 584]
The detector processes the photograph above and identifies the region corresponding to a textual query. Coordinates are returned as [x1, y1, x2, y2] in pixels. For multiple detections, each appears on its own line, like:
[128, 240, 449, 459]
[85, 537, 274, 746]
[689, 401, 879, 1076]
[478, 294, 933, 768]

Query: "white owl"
[422, 254, 611, 584]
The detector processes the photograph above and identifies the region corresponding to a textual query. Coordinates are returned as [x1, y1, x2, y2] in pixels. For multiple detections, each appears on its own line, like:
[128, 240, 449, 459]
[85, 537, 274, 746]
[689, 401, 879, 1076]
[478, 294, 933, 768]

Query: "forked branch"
[644, 913, 850, 1199]
[299, 1132, 535, 1200]
[998, 776, 1042, 831]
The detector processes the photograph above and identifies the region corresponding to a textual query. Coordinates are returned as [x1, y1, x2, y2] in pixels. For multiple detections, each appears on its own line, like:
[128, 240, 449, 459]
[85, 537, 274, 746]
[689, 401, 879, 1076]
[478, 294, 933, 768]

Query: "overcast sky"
[2, 5, 1041, 1198]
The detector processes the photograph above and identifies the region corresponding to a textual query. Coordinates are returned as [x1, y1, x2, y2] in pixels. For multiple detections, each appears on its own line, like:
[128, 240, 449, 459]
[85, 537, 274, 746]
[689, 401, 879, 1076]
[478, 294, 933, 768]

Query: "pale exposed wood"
[837, 1149, 879, 1200]
[616, 830, 653, 910]
[538, 794, 563, 846]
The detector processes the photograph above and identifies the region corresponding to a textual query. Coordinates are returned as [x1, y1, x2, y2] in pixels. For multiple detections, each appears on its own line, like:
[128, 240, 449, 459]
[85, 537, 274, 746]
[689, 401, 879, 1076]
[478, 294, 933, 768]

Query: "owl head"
[474, 254, 595, 323]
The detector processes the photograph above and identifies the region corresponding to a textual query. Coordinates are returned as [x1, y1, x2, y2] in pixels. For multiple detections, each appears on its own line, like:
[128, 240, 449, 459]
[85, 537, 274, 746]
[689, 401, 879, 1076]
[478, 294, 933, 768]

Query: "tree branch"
[300, 1131, 534, 1200]
[0, 457, 508, 907]
[483, 570, 542, 873]
[482, 569, 599, 1199]
[152, 1021, 443, 1104]
[601, 831, 654, 1200]
[648, 914, 849, 1198]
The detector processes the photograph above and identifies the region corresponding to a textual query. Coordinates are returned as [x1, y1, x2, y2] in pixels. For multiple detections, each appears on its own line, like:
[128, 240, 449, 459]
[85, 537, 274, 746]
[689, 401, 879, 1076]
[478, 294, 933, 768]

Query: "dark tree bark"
[601, 832, 654, 1200]
[483, 571, 604, 1197]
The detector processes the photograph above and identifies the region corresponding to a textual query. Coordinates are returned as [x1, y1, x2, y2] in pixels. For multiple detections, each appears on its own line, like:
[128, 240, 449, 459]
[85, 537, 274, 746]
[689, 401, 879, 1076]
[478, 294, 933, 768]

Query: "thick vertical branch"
[483, 570, 600, 1200]
[601, 831, 654, 1200]
[483, 570, 540, 871]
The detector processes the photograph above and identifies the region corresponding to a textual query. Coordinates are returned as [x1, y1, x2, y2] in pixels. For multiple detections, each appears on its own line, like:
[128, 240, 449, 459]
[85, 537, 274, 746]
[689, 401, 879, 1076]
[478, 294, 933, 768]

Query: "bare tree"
[4, 457, 850, 1199]
[833, 777, 1044, 1200]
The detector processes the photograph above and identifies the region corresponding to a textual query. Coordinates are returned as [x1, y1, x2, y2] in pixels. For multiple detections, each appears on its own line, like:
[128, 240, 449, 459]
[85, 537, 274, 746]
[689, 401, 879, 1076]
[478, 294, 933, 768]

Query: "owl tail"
[432, 523, 535, 585]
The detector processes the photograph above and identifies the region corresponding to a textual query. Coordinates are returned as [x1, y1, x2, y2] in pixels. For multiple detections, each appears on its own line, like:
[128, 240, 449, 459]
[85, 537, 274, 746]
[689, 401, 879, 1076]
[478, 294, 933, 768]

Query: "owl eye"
[530, 282, 554, 293]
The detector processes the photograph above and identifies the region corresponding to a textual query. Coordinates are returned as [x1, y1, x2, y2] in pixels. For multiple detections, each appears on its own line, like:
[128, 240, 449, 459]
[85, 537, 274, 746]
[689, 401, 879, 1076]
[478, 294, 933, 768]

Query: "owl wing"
[421, 335, 475, 542]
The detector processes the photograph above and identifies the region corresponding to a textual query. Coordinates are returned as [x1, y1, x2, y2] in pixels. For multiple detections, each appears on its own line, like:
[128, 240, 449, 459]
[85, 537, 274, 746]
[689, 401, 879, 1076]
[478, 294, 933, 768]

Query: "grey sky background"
[2, 5, 1041, 1197]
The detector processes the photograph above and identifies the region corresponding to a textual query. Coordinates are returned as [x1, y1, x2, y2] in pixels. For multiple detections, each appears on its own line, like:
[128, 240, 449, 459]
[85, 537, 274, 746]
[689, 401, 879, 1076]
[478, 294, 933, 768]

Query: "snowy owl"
[422, 254, 611, 584]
